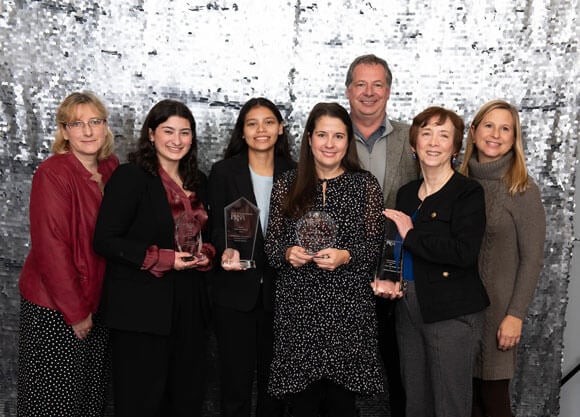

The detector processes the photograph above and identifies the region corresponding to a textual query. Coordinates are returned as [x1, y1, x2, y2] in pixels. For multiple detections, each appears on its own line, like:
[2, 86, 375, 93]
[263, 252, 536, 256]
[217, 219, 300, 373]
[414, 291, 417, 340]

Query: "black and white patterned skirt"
[17, 298, 110, 417]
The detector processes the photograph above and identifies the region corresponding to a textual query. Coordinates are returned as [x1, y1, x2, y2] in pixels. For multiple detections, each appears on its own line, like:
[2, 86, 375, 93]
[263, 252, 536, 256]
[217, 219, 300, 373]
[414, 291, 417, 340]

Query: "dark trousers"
[289, 379, 356, 417]
[396, 282, 482, 417]
[472, 378, 513, 417]
[214, 302, 285, 417]
[110, 326, 207, 417]
[110, 278, 208, 417]
[376, 297, 406, 416]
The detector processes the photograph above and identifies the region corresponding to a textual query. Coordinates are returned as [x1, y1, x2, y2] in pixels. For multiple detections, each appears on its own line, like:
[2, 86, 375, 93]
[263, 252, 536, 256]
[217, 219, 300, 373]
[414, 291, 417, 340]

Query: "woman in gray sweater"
[460, 100, 546, 417]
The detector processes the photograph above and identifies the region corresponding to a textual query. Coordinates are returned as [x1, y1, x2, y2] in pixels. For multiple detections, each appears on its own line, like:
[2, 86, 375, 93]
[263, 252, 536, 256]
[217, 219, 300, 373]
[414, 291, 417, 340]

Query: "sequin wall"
[0, 1, 577, 416]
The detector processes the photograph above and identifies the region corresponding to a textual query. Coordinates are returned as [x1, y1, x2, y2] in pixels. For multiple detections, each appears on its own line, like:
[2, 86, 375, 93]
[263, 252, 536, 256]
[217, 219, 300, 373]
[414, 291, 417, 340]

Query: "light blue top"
[249, 165, 273, 234]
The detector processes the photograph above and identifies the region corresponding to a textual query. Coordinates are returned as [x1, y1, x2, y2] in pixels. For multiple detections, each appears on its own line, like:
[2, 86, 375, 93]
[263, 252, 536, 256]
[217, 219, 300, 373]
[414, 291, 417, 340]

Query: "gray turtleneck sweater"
[468, 152, 545, 380]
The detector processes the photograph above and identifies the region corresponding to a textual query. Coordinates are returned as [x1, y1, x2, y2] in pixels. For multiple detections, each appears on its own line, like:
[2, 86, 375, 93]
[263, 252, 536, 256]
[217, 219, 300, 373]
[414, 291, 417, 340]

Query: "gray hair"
[345, 54, 392, 88]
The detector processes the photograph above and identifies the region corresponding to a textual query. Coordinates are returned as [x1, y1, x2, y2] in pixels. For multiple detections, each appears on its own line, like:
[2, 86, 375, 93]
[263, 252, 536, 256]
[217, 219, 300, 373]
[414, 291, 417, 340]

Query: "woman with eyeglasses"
[17, 91, 118, 417]
[94, 99, 215, 417]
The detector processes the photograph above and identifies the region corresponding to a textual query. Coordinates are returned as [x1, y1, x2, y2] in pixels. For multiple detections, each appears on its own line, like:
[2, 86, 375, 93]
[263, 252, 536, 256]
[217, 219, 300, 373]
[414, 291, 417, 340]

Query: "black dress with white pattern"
[265, 169, 384, 397]
[18, 299, 109, 417]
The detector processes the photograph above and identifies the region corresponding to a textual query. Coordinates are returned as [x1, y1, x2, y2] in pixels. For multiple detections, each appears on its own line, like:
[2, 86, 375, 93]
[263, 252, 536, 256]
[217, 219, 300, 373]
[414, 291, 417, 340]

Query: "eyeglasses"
[63, 118, 106, 130]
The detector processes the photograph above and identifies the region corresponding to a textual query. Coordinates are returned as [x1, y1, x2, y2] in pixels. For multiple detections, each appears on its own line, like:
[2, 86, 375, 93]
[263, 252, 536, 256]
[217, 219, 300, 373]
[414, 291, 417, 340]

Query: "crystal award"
[295, 210, 337, 257]
[225, 197, 260, 269]
[175, 212, 204, 262]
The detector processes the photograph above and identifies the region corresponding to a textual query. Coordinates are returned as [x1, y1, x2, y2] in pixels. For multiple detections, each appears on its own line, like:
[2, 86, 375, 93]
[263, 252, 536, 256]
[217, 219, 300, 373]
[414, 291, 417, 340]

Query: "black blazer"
[207, 152, 295, 312]
[398, 172, 490, 323]
[94, 163, 210, 335]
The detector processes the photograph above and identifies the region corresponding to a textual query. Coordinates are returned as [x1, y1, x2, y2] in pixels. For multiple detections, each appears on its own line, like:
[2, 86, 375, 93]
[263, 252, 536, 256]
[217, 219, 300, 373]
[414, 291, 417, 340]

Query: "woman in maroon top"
[17, 91, 119, 417]
[94, 99, 215, 417]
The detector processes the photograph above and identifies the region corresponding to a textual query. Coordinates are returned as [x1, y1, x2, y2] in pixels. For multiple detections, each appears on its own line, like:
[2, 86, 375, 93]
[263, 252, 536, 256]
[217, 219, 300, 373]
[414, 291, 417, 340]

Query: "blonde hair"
[459, 99, 529, 195]
[52, 91, 114, 160]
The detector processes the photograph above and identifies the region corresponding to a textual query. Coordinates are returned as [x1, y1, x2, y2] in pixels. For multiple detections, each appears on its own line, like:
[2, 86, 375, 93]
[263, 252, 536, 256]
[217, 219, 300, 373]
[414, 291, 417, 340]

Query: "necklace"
[419, 170, 454, 200]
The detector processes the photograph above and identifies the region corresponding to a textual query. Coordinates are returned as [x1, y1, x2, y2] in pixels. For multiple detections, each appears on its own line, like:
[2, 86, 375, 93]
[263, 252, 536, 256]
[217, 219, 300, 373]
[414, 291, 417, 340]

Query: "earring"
[412, 151, 417, 160]
[451, 154, 458, 165]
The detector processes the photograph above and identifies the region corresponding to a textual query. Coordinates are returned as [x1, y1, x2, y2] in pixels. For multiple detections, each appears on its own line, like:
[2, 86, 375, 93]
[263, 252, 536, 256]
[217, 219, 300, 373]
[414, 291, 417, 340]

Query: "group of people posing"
[17, 54, 546, 417]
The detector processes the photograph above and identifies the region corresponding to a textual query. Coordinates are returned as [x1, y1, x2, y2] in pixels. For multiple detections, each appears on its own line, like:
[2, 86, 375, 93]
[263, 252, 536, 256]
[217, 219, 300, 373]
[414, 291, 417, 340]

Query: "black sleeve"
[93, 164, 152, 268]
[403, 181, 486, 268]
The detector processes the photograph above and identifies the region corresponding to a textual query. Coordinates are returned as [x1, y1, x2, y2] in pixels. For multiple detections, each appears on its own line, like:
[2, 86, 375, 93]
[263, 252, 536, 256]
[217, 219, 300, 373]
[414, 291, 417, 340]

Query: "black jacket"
[398, 172, 490, 323]
[207, 152, 295, 312]
[94, 163, 210, 335]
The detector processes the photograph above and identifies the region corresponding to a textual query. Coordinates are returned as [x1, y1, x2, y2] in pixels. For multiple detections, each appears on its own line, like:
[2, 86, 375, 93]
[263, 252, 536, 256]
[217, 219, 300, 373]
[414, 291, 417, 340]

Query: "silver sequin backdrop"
[0, 1, 578, 416]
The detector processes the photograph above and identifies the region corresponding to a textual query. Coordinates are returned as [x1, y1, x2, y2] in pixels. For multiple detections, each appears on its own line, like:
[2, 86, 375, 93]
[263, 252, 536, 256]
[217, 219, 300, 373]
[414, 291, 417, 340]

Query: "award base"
[239, 259, 256, 269]
[181, 253, 206, 262]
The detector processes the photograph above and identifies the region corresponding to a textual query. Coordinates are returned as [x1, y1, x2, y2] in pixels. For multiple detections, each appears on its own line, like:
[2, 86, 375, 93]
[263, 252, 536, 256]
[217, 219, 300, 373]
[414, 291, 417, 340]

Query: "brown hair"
[283, 102, 362, 218]
[409, 106, 464, 167]
[128, 99, 200, 192]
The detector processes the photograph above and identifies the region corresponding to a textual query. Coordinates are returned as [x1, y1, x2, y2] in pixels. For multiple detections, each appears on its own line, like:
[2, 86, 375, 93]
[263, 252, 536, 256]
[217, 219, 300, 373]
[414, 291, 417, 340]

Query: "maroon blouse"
[141, 168, 215, 277]
[19, 152, 119, 325]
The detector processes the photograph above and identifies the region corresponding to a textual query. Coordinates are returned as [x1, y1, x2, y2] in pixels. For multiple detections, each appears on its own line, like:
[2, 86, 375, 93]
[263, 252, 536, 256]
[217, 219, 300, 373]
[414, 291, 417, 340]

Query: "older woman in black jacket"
[373, 106, 489, 417]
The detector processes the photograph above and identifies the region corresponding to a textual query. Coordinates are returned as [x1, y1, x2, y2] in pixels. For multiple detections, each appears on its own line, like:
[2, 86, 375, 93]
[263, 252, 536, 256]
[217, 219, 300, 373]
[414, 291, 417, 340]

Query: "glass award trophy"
[295, 211, 337, 257]
[375, 218, 403, 282]
[175, 212, 204, 262]
[225, 197, 260, 269]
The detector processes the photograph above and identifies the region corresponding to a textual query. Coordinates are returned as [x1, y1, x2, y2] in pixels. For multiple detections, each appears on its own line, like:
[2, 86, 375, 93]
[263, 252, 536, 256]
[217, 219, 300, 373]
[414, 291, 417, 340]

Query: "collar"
[353, 115, 393, 151]
[468, 151, 514, 180]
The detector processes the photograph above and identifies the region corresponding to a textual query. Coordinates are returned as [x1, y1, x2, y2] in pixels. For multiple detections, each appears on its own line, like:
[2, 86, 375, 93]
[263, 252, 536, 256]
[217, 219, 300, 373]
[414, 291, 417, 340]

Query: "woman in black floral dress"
[265, 102, 384, 417]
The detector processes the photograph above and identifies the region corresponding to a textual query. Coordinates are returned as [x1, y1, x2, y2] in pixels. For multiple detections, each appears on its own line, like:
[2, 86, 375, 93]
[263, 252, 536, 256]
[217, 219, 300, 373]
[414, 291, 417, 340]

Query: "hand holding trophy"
[175, 212, 205, 262]
[221, 248, 243, 271]
[224, 197, 260, 269]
